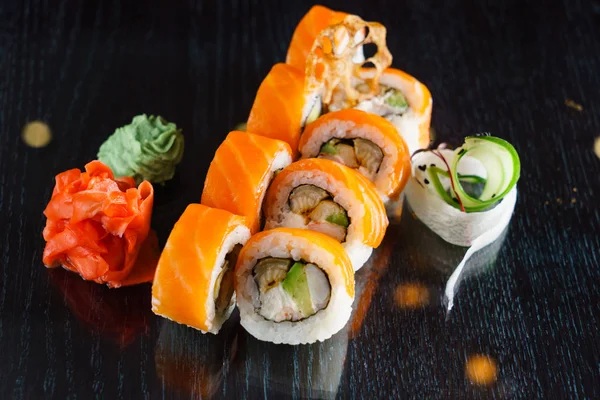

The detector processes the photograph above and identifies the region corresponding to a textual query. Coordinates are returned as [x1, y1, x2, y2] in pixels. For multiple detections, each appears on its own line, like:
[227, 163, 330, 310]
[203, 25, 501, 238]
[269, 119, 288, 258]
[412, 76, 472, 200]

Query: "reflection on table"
[398, 201, 510, 312]
[236, 323, 348, 399]
[47, 268, 151, 348]
[154, 316, 239, 399]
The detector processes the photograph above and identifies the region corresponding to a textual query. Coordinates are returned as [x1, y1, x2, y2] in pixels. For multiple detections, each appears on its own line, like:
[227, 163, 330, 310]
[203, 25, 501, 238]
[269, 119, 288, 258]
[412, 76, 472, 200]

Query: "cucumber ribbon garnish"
[405, 135, 521, 311]
[419, 136, 520, 212]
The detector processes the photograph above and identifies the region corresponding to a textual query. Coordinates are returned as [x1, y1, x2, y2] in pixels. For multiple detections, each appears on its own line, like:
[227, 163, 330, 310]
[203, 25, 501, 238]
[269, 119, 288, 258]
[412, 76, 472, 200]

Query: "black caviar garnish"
[491, 193, 496, 198]
[458, 148, 466, 155]
[418, 165, 427, 171]
[430, 163, 436, 167]
[424, 178, 430, 184]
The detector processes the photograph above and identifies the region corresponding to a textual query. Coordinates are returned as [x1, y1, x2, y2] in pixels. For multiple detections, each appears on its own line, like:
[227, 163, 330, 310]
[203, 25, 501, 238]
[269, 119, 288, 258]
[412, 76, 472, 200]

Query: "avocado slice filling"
[320, 141, 339, 155]
[383, 88, 409, 111]
[302, 99, 322, 128]
[325, 212, 349, 228]
[281, 262, 314, 316]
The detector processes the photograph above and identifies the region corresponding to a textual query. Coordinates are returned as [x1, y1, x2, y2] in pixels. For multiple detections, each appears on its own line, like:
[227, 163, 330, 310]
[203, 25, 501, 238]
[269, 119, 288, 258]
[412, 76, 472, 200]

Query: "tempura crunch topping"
[305, 15, 392, 107]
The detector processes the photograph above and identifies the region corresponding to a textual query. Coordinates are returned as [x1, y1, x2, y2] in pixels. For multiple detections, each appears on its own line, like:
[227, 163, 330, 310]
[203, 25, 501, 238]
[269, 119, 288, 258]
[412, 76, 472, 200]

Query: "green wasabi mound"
[98, 114, 184, 184]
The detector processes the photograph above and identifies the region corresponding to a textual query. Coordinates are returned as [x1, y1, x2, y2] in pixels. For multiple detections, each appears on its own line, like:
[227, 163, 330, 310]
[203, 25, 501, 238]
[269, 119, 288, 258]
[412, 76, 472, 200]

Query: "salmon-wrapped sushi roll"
[152, 204, 251, 334]
[235, 228, 354, 345]
[201, 131, 293, 234]
[299, 109, 411, 202]
[295, 12, 432, 155]
[246, 64, 321, 157]
[352, 68, 433, 154]
[286, 5, 365, 71]
[323, 68, 432, 155]
[263, 158, 388, 270]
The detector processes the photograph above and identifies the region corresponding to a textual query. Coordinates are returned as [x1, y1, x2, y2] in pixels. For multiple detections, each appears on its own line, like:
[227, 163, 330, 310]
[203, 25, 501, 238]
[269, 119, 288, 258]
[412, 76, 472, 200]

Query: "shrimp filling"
[213, 244, 242, 316]
[318, 137, 384, 182]
[253, 258, 331, 322]
[287, 184, 349, 242]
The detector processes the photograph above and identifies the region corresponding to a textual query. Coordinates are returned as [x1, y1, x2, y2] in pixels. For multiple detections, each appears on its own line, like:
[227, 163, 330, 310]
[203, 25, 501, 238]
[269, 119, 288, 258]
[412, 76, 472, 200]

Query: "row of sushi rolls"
[42, 6, 521, 345]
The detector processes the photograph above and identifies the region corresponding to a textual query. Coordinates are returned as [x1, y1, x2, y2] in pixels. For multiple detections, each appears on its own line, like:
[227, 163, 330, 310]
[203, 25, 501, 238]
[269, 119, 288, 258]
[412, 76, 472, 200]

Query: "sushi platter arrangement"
[40, 6, 521, 345]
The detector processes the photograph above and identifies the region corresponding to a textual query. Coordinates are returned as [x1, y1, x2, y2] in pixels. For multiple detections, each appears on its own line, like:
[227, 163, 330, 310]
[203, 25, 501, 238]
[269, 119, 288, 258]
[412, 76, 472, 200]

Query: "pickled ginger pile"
[42, 161, 156, 288]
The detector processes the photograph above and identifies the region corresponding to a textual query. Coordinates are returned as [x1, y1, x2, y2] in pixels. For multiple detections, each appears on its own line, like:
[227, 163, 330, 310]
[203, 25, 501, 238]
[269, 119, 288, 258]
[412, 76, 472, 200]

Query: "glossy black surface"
[1, 0, 600, 398]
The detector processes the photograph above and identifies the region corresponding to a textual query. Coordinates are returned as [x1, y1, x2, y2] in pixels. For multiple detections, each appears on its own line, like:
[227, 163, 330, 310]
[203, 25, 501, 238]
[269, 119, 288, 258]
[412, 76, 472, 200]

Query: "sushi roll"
[298, 108, 411, 202]
[286, 5, 364, 71]
[246, 63, 321, 157]
[293, 11, 432, 155]
[235, 228, 355, 345]
[352, 68, 433, 155]
[263, 158, 388, 270]
[201, 131, 293, 234]
[313, 66, 432, 156]
[152, 204, 251, 334]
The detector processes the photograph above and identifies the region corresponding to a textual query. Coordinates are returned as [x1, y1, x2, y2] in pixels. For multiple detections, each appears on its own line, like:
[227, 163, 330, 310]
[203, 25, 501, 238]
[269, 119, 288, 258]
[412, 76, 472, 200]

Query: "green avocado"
[320, 141, 338, 155]
[281, 262, 314, 316]
[304, 101, 322, 127]
[326, 212, 349, 228]
[98, 114, 184, 184]
[384, 89, 409, 110]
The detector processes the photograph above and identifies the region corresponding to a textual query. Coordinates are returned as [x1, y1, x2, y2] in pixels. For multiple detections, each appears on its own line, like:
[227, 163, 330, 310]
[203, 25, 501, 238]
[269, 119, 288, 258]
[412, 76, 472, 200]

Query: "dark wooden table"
[1, 0, 600, 398]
